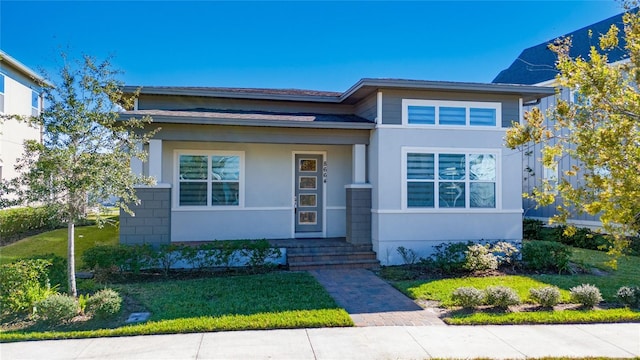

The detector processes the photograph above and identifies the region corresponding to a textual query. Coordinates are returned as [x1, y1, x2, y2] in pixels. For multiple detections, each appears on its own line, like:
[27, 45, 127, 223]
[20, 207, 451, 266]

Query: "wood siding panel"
[522, 87, 599, 223]
[146, 123, 371, 145]
[380, 89, 521, 127]
[138, 94, 354, 114]
[353, 93, 377, 121]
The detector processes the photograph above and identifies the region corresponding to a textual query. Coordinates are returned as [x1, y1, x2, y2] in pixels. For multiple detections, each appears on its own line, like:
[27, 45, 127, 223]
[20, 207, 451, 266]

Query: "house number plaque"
[323, 161, 328, 183]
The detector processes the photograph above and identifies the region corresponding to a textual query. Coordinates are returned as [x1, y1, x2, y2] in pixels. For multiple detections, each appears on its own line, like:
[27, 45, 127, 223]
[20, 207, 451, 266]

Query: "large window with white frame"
[404, 149, 499, 209]
[176, 151, 244, 207]
[402, 99, 501, 127]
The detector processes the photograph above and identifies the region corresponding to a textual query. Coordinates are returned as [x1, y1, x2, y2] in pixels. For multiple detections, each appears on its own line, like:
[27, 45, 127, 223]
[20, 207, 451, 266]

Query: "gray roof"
[493, 11, 631, 85]
[120, 109, 375, 130]
[124, 78, 554, 104]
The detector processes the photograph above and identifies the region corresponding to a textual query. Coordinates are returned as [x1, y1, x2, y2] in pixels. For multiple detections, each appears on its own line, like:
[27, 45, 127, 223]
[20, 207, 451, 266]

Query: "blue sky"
[1, 1, 623, 91]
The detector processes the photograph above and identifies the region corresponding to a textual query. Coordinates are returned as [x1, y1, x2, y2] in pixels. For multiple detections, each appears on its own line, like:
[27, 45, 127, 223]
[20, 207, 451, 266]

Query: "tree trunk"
[68, 221, 77, 297]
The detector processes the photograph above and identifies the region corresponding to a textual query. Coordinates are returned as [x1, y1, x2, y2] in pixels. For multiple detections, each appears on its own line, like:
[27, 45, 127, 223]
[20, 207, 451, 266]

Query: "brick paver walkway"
[309, 269, 445, 326]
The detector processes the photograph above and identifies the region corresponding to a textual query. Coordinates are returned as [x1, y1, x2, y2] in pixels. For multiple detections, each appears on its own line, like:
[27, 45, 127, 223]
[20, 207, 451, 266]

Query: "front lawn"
[531, 247, 639, 302]
[397, 276, 572, 307]
[0, 272, 352, 342]
[392, 248, 640, 325]
[0, 223, 119, 269]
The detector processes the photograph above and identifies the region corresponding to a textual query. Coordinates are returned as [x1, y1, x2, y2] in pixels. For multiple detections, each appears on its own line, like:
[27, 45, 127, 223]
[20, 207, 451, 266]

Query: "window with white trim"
[31, 90, 39, 116]
[405, 150, 498, 209]
[176, 151, 243, 207]
[403, 99, 501, 127]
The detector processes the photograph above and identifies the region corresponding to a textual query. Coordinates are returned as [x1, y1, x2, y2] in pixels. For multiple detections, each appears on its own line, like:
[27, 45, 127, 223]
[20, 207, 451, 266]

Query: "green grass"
[444, 308, 640, 325]
[0, 272, 353, 342]
[396, 276, 572, 307]
[0, 223, 119, 269]
[392, 248, 640, 325]
[530, 248, 639, 302]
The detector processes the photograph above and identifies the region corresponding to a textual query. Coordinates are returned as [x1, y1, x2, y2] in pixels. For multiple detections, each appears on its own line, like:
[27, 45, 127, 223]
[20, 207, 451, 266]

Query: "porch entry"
[294, 154, 323, 236]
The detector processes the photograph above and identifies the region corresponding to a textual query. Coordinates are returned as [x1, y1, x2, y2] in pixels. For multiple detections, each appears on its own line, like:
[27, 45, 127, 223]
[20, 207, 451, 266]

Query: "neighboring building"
[493, 12, 629, 228]
[119, 79, 553, 266]
[0, 50, 47, 185]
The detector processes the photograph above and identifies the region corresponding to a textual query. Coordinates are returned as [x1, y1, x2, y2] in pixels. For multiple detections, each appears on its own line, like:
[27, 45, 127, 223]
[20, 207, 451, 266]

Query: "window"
[0, 74, 4, 113]
[404, 149, 498, 209]
[177, 151, 243, 207]
[31, 90, 39, 116]
[403, 99, 501, 127]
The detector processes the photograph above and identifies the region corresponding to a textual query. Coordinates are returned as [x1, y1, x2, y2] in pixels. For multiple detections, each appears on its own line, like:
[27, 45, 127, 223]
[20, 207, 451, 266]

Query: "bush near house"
[521, 241, 571, 273]
[82, 240, 282, 280]
[523, 219, 640, 256]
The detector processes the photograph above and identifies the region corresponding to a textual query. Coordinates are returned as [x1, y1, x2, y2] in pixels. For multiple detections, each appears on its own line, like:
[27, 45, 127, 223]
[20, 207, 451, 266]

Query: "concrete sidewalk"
[2, 323, 638, 359]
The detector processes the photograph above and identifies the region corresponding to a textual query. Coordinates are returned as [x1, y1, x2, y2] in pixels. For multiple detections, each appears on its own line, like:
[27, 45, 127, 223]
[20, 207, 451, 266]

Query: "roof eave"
[0, 50, 52, 87]
[118, 113, 375, 130]
[342, 78, 555, 103]
[122, 86, 342, 103]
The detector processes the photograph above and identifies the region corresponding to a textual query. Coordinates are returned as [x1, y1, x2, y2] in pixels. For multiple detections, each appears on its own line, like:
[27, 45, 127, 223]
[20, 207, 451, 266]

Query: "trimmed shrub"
[464, 244, 498, 272]
[529, 286, 561, 308]
[452, 287, 485, 308]
[151, 244, 185, 276]
[523, 218, 544, 240]
[82, 244, 154, 278]
[86, 289, 122, 319]
[485, 286, 520, 309]
[0, 259, 56, 314]
[36, 294, 79, 323]
[240, 240, 282, 269]
[570, 284, 603, 308]
[522, 241, 571, 273]
[616, 286, 640, 308]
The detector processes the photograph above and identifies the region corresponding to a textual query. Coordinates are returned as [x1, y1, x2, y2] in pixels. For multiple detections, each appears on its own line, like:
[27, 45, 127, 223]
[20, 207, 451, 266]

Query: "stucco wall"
[161, 141, 352, 241]
[0, 68, 41, 182]
[369, 125, 523, 265]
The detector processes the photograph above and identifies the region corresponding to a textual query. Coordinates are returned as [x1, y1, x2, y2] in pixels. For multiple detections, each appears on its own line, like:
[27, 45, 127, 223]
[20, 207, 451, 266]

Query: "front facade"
[120, 79, 552, 265]
[493, 11, 629, 228]
[0, 50, 46, 184]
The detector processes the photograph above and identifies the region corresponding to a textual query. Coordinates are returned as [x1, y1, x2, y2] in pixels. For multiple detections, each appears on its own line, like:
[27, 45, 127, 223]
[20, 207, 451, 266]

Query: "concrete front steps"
[280, 239, 380, 271]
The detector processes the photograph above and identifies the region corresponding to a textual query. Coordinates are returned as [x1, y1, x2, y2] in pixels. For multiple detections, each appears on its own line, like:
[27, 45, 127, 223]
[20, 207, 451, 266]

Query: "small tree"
[505, 3, 640, 260]
[2, 54, 157, 296]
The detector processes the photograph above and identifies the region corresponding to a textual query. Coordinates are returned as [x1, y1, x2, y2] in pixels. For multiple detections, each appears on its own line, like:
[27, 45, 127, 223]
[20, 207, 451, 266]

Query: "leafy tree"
[506, 4, 640, 260]
[1, 54, 157, 296]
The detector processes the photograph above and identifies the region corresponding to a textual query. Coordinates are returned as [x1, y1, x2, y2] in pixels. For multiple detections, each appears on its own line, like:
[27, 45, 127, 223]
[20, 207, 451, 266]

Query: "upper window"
[31, 90, 39, 116]
[176, 151, 243, 207]
[0, 74, 5, 113]
[403, 99, 501, 127]
[404, 149, 499, 209]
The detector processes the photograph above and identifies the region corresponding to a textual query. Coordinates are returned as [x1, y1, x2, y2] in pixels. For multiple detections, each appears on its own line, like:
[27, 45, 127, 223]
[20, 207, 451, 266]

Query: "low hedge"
[0, 206, 64, 245]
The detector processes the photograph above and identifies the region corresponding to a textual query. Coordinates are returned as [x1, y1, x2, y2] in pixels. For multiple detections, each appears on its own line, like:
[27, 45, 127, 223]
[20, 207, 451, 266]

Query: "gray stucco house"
[119, 78, 553, 266]
[493, 11, 629, 228]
